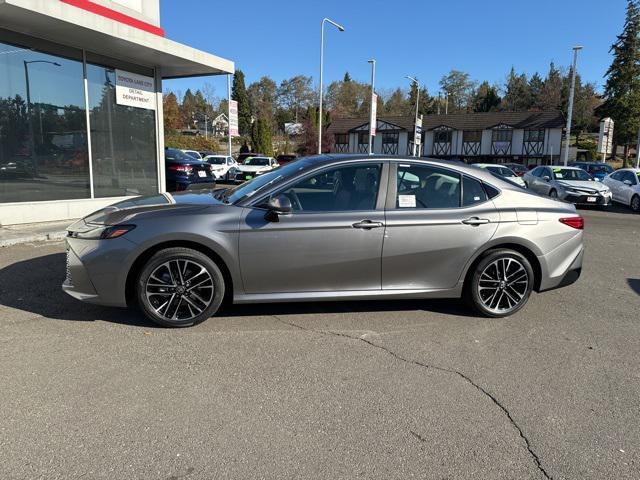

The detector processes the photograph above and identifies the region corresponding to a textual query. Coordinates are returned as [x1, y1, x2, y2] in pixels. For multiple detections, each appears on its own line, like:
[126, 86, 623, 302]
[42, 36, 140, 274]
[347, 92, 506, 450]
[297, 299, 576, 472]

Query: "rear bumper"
[538, 234, 584, 292]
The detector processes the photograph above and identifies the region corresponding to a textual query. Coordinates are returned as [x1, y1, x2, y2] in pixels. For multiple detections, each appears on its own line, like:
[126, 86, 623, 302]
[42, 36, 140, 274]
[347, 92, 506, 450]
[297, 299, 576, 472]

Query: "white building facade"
[0, 0, 234, 225]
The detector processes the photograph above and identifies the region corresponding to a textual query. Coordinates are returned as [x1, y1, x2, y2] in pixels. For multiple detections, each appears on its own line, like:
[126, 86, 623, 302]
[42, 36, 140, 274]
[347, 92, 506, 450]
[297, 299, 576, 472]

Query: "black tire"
[631, 194, 640, 213]
[549, 189, 558, 198]
[136, 247, 225, 327]
[464, 249, 534, 318]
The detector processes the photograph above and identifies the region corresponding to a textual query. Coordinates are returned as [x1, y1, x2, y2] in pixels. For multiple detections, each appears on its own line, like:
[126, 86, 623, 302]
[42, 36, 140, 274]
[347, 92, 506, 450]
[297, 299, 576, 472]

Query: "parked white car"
[203, 155, 238, 180]
[473, 163, 527, 188]
[602, 168, 640, 212]
[181, 150, 202, 160]
[233, 156, 279, 183]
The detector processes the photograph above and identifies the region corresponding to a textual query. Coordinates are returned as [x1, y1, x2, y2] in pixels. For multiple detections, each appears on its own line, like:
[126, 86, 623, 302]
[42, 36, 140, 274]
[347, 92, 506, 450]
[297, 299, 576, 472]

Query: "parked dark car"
[569, 162, 614, 181]
[503, 163, 528, 177]
[276, 154, 298, 166]
[165, 148, 215, 192]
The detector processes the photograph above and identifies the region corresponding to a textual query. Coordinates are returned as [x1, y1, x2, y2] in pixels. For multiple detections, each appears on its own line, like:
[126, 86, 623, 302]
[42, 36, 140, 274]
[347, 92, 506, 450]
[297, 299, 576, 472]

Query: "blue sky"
[162, 0, 627, 101]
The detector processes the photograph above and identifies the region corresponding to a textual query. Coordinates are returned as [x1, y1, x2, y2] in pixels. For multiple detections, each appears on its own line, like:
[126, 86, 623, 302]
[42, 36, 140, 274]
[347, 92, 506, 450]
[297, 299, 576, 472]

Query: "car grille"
[65, 249, 73, 286]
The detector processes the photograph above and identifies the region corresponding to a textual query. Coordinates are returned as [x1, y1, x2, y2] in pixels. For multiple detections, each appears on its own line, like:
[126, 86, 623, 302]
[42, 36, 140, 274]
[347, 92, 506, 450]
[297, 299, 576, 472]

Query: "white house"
[327, 111, 565, 165]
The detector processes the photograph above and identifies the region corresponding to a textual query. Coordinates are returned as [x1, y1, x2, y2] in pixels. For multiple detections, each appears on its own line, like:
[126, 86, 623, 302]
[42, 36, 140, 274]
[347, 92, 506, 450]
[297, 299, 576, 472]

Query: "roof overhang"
[0, 0, 234, 78]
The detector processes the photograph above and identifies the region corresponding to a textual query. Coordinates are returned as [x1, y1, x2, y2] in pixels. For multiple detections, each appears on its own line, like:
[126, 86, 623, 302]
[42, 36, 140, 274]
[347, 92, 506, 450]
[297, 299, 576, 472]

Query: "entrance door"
[239, 162, 387, 294]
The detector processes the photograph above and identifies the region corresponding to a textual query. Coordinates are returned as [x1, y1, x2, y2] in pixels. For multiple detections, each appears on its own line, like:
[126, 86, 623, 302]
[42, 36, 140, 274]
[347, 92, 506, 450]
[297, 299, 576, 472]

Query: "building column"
[154, 68, 166, 194]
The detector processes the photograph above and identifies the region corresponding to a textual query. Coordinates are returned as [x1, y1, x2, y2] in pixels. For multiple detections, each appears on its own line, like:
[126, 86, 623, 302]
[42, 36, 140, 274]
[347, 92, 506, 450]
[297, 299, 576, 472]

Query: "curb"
[0, 231, 67, 248]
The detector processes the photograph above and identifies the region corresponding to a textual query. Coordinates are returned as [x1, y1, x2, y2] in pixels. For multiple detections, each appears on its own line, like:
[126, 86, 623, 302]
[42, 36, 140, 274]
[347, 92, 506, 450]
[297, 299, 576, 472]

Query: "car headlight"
[69, 224, 136, 240]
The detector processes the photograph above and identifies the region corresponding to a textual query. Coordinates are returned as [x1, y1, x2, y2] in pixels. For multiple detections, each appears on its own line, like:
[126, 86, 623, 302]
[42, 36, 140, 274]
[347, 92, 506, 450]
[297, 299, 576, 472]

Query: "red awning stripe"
[60, 0, 165, 37]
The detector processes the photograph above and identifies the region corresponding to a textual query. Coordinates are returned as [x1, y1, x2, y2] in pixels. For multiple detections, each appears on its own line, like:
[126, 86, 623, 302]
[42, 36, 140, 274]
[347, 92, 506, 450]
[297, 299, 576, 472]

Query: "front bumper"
[562, 191, 612, 206]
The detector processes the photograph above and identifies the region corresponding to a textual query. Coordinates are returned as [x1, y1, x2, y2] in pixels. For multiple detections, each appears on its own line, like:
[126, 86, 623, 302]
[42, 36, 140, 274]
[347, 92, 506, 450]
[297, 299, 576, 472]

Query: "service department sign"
[115, 69, 156, 110]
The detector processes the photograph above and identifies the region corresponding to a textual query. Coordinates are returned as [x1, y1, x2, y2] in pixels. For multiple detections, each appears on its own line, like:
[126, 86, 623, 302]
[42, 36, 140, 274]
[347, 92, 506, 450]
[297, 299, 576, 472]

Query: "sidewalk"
[0, 220, 73, 247]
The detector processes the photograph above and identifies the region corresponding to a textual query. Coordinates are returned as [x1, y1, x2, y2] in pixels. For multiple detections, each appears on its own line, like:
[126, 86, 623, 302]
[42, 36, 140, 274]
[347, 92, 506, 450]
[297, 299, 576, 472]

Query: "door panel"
[382, 205, 498, 290]
[382, 163, 499, 290]
[239, 209, 385, 293]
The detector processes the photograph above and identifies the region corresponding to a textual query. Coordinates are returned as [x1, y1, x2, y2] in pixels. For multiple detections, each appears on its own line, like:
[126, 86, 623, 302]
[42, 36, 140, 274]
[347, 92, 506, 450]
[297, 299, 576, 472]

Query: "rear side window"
[463, 176, 488, 206]
[396, 164, 461, 209]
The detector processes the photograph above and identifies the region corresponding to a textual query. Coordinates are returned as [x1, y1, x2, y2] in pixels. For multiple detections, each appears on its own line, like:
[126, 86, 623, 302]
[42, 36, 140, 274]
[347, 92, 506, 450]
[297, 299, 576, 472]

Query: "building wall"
[79, 0, 161, 27]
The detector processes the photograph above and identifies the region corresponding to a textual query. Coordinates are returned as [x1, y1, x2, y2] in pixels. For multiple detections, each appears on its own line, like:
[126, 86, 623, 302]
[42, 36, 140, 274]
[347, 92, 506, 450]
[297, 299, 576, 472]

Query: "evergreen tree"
[538, 62, 563, 111]
[598, 0, 640, 165]
[232, 70, 252, 136]
[501, 68, 532, 111]
[528, 73, 544, 110]
[251, 117, 274, 156]
[163, 92, 181, 131]
[471, 81, 501, 112]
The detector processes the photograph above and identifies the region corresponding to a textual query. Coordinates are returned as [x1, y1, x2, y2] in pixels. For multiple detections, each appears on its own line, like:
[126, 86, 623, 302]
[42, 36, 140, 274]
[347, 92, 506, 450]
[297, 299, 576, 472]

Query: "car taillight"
[559, 216, 584, 230]
[168, 165, 193, 174]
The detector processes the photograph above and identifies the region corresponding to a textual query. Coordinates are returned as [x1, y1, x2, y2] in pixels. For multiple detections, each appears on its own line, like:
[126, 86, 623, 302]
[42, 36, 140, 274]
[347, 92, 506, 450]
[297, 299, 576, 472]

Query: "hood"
[238, 164, 271, 173]
[556, 180, 607, 192]
[78, 190, 227, 226]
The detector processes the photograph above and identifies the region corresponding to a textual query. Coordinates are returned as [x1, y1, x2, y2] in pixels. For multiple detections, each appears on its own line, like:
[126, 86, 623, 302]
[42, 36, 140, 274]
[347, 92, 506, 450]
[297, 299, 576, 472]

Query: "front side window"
[623, 171, 638, 184]
[0, 39, 90, 203]
[278, 164, 381, 212]
[396, 164, 461, 209]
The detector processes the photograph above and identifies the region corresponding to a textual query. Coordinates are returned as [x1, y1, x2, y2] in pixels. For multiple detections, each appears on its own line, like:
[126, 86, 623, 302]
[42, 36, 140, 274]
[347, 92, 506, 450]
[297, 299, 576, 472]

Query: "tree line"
[163, 0, 640, 163]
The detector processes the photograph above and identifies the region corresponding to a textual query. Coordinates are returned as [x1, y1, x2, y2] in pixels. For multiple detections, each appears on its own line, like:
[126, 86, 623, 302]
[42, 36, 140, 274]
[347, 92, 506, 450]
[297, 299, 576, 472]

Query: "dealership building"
[0, 0, 234, 225]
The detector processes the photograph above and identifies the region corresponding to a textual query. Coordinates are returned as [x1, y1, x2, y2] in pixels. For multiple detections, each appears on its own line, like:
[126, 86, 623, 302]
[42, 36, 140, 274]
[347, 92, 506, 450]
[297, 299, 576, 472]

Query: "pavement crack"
[409, 430, 427, 443]
[272, 315, 553, 480]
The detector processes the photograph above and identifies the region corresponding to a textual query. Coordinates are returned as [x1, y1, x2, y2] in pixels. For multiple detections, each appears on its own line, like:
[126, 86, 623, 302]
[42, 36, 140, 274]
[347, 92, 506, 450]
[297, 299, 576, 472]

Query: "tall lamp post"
[563, 46, 583, 166]
[368, 59, 376, 155]
[24, 59, 61, 174]
[406, 76, 420, 157]
[318, 17, 345, 155]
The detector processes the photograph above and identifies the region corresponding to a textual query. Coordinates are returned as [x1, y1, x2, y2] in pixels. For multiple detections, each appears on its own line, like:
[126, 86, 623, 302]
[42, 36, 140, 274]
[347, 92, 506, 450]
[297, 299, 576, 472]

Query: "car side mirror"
[623, 179, 633, 186]
[542, 176, 550, 182]
[264, 194, 292, 221]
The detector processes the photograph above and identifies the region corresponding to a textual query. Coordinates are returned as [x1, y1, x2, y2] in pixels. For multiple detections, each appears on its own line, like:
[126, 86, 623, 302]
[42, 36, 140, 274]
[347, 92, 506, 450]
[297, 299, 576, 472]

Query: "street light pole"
[368, 59, 376, 155]
[318, 17, 345, 155]
[406, 76, 420, 157]
[563, 45, 583, 166]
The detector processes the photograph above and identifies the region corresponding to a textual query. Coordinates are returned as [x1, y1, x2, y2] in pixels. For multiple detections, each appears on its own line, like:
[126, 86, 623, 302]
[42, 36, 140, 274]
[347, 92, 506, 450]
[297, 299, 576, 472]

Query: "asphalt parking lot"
[0, 206, 638, 480]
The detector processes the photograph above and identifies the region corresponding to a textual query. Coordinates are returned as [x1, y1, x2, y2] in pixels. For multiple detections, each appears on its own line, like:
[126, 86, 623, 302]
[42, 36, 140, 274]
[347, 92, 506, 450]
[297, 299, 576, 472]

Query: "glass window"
[524, 129, 545, 142]
[278, 164, 381, 212]
[0, 40, 90, 203]
[87, 64, 157, 198]
[623, 171, 638, 184]
[434, 129, 452, 143]
[396, 164, 461, 209]
[463, 130, 482, 142]
[552, 168, 592, 181]
[531, 167, 543, 178]
[492, 128, 513, 142]
[610, 171, 623, 181]
[463, 176, 488, 206]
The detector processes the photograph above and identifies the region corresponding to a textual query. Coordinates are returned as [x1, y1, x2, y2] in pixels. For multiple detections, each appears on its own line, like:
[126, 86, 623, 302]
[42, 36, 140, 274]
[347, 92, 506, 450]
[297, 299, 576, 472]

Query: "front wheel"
[631, 194, 640, 212]
[465, 249, 534, 318]
[549, 189, 558, 199]
[136, 247, 225, 327]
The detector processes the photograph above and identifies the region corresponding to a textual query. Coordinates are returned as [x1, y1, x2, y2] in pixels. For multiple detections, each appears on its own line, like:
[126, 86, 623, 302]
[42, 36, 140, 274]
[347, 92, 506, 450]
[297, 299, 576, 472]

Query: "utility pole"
[227, 73, 232, 157]
[636, 125, 640, 169]
[563, 46, 583, 166]
[406, 76, 420, 157]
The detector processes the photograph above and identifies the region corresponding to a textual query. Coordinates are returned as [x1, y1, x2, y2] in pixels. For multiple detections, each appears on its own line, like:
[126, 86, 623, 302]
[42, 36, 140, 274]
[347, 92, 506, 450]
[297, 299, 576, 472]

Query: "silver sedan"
[64, 155, 585, 327]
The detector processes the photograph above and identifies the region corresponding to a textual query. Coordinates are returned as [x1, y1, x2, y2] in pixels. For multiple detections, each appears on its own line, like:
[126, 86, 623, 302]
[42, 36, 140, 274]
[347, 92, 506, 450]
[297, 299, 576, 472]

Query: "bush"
[165, 134, 221, 153]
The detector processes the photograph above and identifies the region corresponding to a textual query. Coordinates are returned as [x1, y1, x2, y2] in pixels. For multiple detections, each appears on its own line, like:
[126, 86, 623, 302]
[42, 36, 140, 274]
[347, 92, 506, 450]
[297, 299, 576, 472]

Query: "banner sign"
[115, 70, 155, 110]
[370, 93, 378, 137]
[597, 117, 614, 155]
[228, 100, 239, 137]
[414, 117, 423, 146]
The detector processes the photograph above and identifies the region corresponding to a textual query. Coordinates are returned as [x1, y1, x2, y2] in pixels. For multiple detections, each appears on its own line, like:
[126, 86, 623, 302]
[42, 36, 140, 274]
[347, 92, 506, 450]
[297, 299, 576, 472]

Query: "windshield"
[487, 166, 516, 177]
[183, 151, 201, 159]
[225, 159, 313, 204]
[591, 164, 614, 174]
[207, 157, 226, 165]
[165, 149, 190, 161]
[552, 168, 593, 181]
[245, 157, 271, 166]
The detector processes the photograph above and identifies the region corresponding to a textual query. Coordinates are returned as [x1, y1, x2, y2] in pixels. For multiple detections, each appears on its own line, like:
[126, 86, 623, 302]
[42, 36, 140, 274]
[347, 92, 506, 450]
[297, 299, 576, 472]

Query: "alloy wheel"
[632, 195, 640, 212]
[145, 259, 214, 322]
[477, 257, 529, 314]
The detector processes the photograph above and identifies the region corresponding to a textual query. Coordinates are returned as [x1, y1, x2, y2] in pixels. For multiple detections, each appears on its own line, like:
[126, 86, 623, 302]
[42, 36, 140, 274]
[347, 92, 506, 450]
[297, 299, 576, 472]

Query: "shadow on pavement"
[627, 279, 640, 296]
[577, 204, 638, 215]
[0, 252, 475, 327]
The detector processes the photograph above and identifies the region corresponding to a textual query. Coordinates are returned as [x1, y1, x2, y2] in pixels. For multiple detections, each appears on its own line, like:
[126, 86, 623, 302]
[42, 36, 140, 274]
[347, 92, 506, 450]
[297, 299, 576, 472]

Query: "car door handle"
[462, 217, 490, 226]
[352, 220, 384, 229]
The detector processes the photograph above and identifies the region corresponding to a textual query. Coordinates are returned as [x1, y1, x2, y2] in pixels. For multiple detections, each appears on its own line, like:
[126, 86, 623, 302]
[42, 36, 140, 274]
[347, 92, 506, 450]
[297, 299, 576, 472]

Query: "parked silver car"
[602, 168, 640, 212]
[523, 165, 612, 206]
[64, 155, 584, 327]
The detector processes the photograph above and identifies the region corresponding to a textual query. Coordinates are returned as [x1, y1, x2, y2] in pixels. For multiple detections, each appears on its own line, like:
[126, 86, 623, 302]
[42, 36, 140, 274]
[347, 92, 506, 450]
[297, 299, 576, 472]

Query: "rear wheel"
[465, 249, 534, 318]
[549, 189, 558, 198]
[631, 194, 640, 212]
[136, 248, 225, 327]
